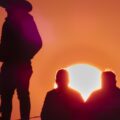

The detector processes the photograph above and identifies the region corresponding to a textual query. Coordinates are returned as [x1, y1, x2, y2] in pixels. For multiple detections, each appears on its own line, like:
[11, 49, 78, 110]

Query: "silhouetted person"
[41, 69, 84, 120]
[0, 0, 42, 120]
[86, 71, 120, 120]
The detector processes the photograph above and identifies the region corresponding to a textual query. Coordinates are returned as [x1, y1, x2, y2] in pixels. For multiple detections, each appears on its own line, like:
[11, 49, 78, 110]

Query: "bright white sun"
[66, 64, 102, 101]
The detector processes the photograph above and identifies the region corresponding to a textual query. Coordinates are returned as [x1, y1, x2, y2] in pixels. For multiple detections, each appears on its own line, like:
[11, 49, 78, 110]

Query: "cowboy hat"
[0, 0, 32, 12]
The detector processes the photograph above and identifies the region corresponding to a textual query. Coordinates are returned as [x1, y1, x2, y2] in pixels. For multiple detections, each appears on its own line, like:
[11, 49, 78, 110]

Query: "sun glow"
[67, 64, 102, 101]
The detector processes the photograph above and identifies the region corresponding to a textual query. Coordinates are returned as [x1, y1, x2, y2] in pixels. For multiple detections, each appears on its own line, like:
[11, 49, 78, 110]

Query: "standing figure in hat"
[0, 0, 42, 120]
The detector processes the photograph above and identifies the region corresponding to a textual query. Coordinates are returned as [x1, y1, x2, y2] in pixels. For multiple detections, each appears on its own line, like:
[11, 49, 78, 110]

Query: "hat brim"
[0, 0, 8, 8]
[18, 0, 32, 11]
[0, 0, 32, 12]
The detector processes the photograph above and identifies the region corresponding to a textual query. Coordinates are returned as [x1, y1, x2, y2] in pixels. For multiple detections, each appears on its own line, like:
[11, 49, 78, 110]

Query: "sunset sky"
[0, 0, 120, 119]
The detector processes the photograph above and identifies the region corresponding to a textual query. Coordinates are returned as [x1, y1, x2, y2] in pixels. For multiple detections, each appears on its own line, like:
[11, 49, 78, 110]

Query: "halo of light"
[66, 64, 102, 101]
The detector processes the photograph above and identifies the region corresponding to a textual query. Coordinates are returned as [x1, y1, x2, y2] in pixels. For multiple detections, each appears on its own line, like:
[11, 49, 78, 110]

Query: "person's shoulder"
[47, 89, 57, 95]
[26, 13, 33, 19]
[114, 87, 120, 96]
[68, 87, 80, 94]
[87, 89, 102, 102]
[91, 89, 102, 96]
[116, 87, 120, 92]
[68, 87, 84, 100]
[21, 14, 33, 22]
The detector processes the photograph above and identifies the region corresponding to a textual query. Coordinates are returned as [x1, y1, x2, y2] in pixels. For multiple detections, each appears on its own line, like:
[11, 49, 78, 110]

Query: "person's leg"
[1, 90, 14, 120]
[18, 90, 30, 120]
[16, 65, 32, 120]
[0, 73, 2, 115]
[0, 64, 15, 120]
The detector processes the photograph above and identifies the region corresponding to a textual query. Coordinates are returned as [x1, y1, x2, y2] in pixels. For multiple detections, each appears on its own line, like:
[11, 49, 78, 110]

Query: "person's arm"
[0, 22, 8, 62]
[41, 93, 50, 120]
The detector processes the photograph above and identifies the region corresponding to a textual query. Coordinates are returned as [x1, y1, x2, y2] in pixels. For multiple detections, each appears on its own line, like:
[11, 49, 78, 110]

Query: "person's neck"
[57, 86, 68, 91]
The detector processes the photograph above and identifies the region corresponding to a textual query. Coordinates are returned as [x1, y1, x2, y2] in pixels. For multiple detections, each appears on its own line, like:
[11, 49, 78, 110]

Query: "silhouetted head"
[56, 69, 69, 89]
[0, 0, 32, 12]
[101, 71, 116, 90]
[0, 0, 7, 8]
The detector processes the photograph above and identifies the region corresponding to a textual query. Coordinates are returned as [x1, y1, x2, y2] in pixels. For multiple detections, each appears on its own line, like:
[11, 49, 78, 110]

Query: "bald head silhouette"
[101, 71, 116, 90]
[56, 69, 69, 89]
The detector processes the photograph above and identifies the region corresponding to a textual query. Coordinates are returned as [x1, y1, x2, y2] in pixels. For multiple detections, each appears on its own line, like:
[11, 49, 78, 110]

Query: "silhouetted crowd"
[0, 0, 120, 120]
[41, 69, 120, 120]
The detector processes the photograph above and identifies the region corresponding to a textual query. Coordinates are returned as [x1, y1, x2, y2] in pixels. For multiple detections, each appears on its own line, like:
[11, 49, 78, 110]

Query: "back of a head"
[56, 69, 69, 88]
[101, 71, 116, 90]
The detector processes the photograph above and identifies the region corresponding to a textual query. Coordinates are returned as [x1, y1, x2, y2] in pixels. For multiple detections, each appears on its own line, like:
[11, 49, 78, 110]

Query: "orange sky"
[0, 0, 120, 119]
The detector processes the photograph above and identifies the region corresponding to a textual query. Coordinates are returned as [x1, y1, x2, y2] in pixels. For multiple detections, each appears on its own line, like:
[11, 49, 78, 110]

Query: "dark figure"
[86, 71, 120, 120]
[0, 0, 42, 120]
[41, 69, 84, 120]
